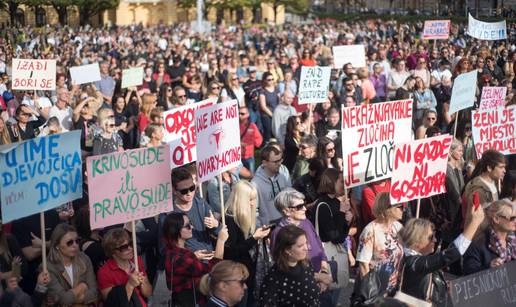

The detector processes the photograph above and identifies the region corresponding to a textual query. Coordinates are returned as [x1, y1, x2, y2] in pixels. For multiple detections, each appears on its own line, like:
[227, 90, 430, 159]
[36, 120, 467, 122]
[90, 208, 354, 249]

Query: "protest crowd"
[0, 16, 515, 307]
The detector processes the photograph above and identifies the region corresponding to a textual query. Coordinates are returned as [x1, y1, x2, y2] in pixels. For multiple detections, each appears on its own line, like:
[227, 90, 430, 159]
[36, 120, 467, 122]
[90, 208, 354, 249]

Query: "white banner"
[468, 14, 507, 40]
[298, 66, 331, 104]
[332, 45, 366, 69]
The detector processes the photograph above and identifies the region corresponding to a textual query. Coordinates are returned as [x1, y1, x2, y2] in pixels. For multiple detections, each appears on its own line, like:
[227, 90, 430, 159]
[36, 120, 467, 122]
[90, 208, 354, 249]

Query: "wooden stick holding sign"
[218, 174, 225, 226]
[416, 199, 421, 218]
[453, 111, 459, 138]
[131, 220, 139, 273]
[40, 212, 47, 272]
[308, 103, 314, 135]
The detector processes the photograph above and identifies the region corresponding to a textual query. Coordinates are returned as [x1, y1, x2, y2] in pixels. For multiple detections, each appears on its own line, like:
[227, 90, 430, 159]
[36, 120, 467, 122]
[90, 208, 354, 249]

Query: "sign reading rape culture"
[448, 70, 478, 115]
[468, 14, 507, 40]
[0, 131, 82, 223]
[423, 20, 451, 40]
[195, 100, 242, 183]
[87, 146, 173, 229]
[298, 66, 331, 104]
[12, 59, 56, 91]
[472, 105, 516, 159]
[341, 99, 413, 188]
[390, 134, 453, 204]
[163, 98, 215, 169]
[479, 86, 507, 110]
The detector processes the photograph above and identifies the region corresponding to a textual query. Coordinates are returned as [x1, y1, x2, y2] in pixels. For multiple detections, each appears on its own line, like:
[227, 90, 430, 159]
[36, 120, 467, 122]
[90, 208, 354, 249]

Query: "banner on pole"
[332, 45, 366, 69]
[449, 70, 478, 115]
[423, 20, 451, 40]
[472, 105, 516, 159]
[86, 146, 173, 229]
[298, 66, 331, 104]
[0, 131, 82, 222]
[341, 99, 413, 188]
[468, 14, 507, 40]
[390, 134, 453, 204]
[163, 98, 215, 169]
[12, 59, 56, 91]
[195, 100, 242, 183]
[479, 86, 507, 110]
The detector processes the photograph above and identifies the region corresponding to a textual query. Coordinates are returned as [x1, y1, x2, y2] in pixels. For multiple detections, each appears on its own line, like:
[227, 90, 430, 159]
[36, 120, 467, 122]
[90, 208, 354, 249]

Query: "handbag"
[393, 265, 433, 307]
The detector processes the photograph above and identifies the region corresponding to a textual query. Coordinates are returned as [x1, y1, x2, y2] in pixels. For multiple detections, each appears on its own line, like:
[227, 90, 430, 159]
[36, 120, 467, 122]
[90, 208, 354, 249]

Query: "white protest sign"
[121, 67, 144, 88]
[472, 105, 516, 159]
[479, 86, 507, 110]
[12, 59, 56, 91]
[332, 45, 366, 69]
[390, 134, 453, 204]
[341, 99, 413, 188]
[195, 100, 242, 183]
[163, 98, 215, 169]
[448, 70, 478, 115]
[69, 63, 101, 85]
[298, 66, 331, 104]
[468, 14, 507, 40]
[423, 20, 451, 40]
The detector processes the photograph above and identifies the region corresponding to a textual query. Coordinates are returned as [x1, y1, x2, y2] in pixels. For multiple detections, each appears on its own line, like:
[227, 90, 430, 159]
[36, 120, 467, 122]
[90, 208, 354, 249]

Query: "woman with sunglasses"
[464, 200, 515, 275]
[206, 81, 222, 100]
[316, 136, 342, 171]
[200, 260, 249, 307]
[97, 228, 152, 306]
[221, 72, 245, 107]
[259, 72, 281, 143]
[46, 223, 98, 306]
[415, 109, 438, 140]
[93, 108, 123, 155]
[163, 212, 228, 307]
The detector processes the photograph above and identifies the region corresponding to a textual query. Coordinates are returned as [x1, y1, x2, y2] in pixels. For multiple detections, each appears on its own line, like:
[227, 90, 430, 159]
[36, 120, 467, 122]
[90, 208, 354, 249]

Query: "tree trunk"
[56, 7, 68, 25]
[9, 1, 18, 26]
[236, 8, 244, 23]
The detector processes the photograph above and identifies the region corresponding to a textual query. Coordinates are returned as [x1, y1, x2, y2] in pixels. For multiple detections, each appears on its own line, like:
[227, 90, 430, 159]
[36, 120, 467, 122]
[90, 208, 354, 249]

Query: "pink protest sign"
[86, 146, 173, 229]
[472, 105, 516, 159]
[479, 86, 507, 110]
[12, 59, 56, 90]
[423, 20, 451, 40]
[195, 100, 242, 183]
[163, 98, 215, 169]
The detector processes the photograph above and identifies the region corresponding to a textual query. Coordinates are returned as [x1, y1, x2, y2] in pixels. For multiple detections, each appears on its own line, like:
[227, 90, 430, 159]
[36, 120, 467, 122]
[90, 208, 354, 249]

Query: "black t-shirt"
[168, 65, 186, 87]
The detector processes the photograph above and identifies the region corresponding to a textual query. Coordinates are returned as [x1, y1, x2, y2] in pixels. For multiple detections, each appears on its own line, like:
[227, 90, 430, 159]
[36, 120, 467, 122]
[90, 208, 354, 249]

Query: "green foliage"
[177, 0, 196, 9]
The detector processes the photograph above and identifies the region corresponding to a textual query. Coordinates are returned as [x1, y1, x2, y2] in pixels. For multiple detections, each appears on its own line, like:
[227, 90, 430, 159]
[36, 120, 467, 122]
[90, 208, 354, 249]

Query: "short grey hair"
[274, 188, 305, 216]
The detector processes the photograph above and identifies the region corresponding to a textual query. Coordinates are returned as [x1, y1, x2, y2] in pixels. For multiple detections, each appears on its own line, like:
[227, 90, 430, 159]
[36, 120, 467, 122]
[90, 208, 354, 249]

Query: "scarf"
[488, 228, 516, 263]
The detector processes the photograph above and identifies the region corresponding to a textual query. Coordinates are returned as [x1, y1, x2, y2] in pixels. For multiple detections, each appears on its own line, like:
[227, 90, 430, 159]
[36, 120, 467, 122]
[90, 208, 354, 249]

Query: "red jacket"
[361, 180, 391, 225]
[240, 121, 263, 159]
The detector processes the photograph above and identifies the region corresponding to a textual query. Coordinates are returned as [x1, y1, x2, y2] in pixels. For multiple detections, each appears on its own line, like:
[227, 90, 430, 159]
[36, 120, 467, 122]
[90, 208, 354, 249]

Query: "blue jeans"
[242, 157, 256, 174]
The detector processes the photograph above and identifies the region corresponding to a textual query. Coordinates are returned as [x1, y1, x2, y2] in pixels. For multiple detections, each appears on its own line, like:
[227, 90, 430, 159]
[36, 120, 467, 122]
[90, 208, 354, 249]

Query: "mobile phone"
[12, 261, 21, 279]
[473, 192, 480, 210]
[263, 223, 277, 230]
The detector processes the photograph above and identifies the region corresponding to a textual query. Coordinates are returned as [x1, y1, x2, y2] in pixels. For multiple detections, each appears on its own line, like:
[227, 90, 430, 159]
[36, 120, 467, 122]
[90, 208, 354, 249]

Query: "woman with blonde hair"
[199, 261, 249, 307]
[221, 71, 246, 107]
[357, 67, 376, 104]
[93, 107, 123, 155]
[224, 181, 270, 306]
[138, 93, 157, 133]
[144, 124, 164, 148]
[0, 117, 11, 145]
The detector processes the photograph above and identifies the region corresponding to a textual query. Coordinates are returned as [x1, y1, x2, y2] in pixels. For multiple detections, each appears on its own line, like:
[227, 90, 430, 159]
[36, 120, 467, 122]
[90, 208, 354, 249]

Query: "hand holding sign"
[204, 210, 219, 229]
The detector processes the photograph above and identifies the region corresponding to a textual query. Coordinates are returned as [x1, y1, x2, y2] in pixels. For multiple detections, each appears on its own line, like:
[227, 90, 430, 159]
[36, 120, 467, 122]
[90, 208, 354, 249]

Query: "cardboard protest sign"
[195, 99, 242, 183]
[332, 45, 366, 69]
[450, 260, 516, 307]
[298, 66, 331, 104]
[390, 134, 453, 204]
[121, 67, 144, 88]
[12, 59, 56, 91]
[341, 99, 413, 188]
[0, 131, 82, 223]
[472, 105, 516, 159]
[163, 98, 215, 168]
[69, 63, 101, 85]
[423, 20, 451, 40]
[448, 70, 478, 115]
[479, 86, 507, 110]
[86, 146, 173, 229]
[468, 14, 507, 40]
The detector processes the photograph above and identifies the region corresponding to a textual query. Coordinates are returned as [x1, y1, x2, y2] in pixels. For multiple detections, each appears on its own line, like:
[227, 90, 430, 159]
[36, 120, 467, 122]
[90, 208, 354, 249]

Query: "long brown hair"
[0, 117, 11, 145]
[272, 225, 308, 272]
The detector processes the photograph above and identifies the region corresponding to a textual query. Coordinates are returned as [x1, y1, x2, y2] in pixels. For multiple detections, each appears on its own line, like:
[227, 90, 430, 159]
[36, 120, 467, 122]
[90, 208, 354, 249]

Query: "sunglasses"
[465, 127, 472, 131]
[326, 147, 335, 152]
[66, 239, 80, 247]
[239, 112, 248, 116]
[290, 203, 306, 211]
[211, 86, 220, 90]
[116, 241, 133, 252]
[178, 185, 196, 195]
[223, 279, 247, 286]
[427, 117, 436, 121]
[177, 95, 187, 98]
[183, 223, 193, 230]
[498, 215, 516, 222]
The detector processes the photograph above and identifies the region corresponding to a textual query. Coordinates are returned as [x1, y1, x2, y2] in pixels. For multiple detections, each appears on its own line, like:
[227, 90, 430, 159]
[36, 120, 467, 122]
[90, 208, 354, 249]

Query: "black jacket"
[463, 229, 498, 275]
[7, 116, 46, 142]
[400, 245, 461, 307]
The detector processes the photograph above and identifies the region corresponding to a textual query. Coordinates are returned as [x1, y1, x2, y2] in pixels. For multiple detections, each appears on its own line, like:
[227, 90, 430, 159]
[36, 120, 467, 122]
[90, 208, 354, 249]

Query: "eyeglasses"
[183, 223, 193, 230]
[290, 203, 306, 211]
[211, 86, 220, 90]
[178, 185, 196, 195]
[177, 95, 187, 99]
[498, 215, 516, 222]
[426, 117, 436, 121]
[223, 279, 247, 286]
[116, 241, 133, 252]
[66, 239, 80, 247]
[326, 147, 335, 152]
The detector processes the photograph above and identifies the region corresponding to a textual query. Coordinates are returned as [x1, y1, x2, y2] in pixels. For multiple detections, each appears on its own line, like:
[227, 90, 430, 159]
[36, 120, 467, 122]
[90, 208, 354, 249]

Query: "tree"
[2, 0, 23, 26]
[262, 0, 309, 24]
[75, 0, 119, 26]
[48, 0, 76, 25]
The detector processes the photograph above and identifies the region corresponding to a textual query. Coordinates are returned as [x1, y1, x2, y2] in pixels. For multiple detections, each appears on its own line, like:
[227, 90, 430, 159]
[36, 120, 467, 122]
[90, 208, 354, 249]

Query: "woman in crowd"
[47, 223, 98, 306]
[410, 57, 431, 88]
[357, 67, 376, 104]
[183, 62, 201, 90]
[138, 93, 157, 134]
[283, 116, 302, 172]
[97, 228, 152, 306]
[397, 200, 485, 305]
[224, 181, 270, 306]
[316, 137, 342, 171]
[187, 75, 204, 102]
[157, 83, 175, 110]
[260, 225, 330, 307]
[141, 66, 157, 94]
[277, 69, 297, 97]
[93, 108, 123, 155]
[356, 192, 404, 295]
[456, 120, 476, 165]
[291, 135, 318, 181]
[206, 81, 222, 100]
[413, 76, 437, 124]
[463, 200, 515, 274]
[153, 61, 171, 88]
[266, 58, 284, 83]
[199, 261, 249, 307]
[415, 109, 438, 139]
[221, 71, 246, 107]
[0, 219, 26, 288]
[259, 72, 281, 143]
[144, 124, 164, 148]
[0, 117, 11, 145]
[163, 212, 228, 306]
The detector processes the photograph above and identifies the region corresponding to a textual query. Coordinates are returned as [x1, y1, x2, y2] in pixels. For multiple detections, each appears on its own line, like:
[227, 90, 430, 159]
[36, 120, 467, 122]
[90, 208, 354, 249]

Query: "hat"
[2, 91, 14, 103]
[248, 66, 257, 73]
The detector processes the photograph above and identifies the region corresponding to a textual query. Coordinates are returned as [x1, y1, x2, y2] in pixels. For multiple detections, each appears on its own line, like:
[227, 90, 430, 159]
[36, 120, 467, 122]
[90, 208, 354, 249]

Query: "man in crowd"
[272, 91, 297, 146]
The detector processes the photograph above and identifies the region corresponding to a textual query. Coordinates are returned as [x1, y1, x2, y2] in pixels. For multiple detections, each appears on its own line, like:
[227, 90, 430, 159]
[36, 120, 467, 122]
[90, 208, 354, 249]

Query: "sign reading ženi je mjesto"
[422, 20, 451, 40]
[195, 99, 242, 183]
[341, 99, 413, 188]
[468, 13, 507, 41]
[479, 86, 507, 110]
[390, 134, 453, 205]
[0, 131, 82, 223]
[163, 98, 216, 169]
[448, 70, 478, 115]
[86, 146, 173, 229]
[298, 66, 331, 104]
[12, 59, 56, 91]
[449, 260, 516, 307]
[472, 105, 516, 159]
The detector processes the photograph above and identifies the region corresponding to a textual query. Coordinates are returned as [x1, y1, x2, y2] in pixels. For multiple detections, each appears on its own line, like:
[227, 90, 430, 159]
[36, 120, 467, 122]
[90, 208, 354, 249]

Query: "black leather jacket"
[400, 245, 461, 306]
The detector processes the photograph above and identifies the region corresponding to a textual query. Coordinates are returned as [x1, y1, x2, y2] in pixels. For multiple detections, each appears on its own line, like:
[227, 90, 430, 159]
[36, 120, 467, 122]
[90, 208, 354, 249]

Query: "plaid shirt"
[164, 245, 219, 294]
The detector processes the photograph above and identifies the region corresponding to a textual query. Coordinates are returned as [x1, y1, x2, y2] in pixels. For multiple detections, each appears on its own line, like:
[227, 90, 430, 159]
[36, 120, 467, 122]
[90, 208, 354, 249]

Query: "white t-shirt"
[48, 106, 73, 131]
[64, 264, 74, 285]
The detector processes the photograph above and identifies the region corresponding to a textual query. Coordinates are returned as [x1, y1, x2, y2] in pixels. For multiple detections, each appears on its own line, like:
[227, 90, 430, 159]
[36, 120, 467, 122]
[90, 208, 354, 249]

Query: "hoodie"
[252, 165, 291, 226]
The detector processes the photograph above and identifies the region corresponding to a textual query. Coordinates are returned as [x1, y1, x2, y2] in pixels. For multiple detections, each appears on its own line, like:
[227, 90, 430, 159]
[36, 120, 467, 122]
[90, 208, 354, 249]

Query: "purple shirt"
[369, 74, 387, 99]
[270, 218, 327, 271]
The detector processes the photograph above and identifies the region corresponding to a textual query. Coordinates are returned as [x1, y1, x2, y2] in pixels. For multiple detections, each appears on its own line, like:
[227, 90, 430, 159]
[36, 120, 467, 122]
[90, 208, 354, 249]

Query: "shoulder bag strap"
[315, 201, 332, 237]
[424, 272, 434, 302]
